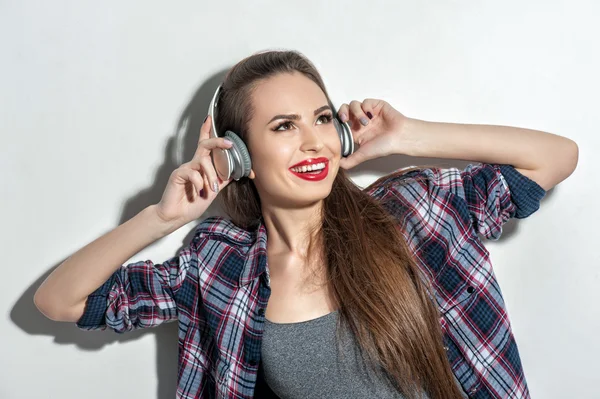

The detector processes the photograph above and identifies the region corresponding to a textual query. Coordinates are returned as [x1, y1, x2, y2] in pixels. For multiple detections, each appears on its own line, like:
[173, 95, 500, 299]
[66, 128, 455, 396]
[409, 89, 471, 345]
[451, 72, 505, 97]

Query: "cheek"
[325, 133, 342, 160]
[251, 140, 295, 174]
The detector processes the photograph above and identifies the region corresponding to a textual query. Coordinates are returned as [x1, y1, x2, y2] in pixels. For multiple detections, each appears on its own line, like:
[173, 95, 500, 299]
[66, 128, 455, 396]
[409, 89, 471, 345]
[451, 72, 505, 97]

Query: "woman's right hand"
[155, 115, 233, 226]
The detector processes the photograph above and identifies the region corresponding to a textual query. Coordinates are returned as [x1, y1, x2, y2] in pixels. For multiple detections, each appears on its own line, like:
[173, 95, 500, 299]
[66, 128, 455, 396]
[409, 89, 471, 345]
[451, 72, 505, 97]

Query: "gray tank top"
[261, 310, 423, 399]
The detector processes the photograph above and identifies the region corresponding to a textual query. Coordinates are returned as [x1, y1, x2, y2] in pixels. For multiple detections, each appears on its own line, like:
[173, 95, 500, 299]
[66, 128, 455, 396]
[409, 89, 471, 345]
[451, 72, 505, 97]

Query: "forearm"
[34, 204, 182, 321]
[400, 118, 576, 170]
[397, 117, 578, 190]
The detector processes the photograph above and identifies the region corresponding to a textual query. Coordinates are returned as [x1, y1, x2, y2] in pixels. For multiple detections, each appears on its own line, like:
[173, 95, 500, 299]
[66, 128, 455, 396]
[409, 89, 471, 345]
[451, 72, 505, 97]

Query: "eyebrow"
[267, 105, 331, 125]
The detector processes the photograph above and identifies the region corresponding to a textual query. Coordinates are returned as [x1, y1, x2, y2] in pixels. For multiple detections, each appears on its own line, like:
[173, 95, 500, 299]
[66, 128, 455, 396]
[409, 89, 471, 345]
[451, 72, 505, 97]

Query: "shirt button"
[470, 388, 478, 394]
[249, 359, 258, 367]
[444, 346, 449, 351]
[466, 286, 475, 294]
[258, 308, 265, 316]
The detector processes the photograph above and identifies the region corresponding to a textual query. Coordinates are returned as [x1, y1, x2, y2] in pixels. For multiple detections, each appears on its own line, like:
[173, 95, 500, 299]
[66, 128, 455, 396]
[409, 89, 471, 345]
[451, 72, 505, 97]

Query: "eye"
[273, 121, 294, 132]
[317, 113, 333, 124]
[272, 113, 333, 132]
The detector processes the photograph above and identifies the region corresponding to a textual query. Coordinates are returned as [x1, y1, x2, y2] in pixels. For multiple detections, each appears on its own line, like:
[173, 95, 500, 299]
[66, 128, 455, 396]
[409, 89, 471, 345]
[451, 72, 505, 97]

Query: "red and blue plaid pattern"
[76, 163, 546, 398]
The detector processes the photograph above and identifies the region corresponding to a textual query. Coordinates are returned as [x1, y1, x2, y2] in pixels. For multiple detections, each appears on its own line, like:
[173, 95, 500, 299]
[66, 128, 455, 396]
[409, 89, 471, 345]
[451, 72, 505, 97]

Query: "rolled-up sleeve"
[429, 163, 547, 240]
[75, 238, 199, 333]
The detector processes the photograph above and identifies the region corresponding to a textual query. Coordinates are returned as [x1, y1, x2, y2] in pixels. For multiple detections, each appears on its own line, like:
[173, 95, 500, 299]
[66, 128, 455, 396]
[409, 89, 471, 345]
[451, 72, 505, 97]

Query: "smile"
[289, 157, 330, 181]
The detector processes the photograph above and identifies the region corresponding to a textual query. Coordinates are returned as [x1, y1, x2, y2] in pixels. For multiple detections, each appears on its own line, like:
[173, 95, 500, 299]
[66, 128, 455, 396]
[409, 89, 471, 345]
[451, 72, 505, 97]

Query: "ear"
[249, 169, 256, 179]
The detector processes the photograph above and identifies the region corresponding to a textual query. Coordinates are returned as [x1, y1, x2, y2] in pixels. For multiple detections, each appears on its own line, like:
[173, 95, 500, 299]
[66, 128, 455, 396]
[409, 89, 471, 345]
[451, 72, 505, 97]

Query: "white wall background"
[2, 0, 597, 398]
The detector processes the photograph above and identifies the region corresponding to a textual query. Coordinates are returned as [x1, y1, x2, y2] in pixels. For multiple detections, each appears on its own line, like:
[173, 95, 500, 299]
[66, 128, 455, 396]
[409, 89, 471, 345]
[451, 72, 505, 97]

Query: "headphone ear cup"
[223, 131, 252, 180]
[334, 117, 355, 157]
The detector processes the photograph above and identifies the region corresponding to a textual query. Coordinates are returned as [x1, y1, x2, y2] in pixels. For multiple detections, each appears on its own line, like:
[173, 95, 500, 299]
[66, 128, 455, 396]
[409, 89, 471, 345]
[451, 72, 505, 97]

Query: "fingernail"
[223, 139, 233, 146]
[213, 182, 219, 193]
[203, 115, 208, 123]
[366, 112, 373, 119]
[360, 117, 369, 126]
[339, 113, 348, 122]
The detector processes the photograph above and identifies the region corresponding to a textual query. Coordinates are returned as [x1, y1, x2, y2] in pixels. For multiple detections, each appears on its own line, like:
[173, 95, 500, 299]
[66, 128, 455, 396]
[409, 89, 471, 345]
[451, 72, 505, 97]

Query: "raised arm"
[337, 98, 579, 191]
[34, 115, 233, 325]
[34, 205, 180, 322]
[397, 117, 579, 191]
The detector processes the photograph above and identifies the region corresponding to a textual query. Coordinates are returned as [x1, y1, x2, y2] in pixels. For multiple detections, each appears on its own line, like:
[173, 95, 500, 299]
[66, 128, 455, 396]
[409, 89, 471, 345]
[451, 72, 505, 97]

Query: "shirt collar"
[237, 219, 269, 287]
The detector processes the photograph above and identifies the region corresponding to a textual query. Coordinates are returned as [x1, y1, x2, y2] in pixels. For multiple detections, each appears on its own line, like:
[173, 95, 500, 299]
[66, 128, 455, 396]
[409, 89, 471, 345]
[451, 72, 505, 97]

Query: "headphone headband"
[208, 85, 221, 140]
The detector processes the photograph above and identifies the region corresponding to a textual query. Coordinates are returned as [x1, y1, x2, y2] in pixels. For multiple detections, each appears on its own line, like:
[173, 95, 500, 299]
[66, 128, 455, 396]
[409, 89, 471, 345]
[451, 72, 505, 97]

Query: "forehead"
[251, 72, 328, 118]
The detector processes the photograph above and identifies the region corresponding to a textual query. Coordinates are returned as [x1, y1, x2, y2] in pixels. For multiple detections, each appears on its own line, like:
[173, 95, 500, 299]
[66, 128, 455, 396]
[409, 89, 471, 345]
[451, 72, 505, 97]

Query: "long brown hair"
[217, 49, 462, 399]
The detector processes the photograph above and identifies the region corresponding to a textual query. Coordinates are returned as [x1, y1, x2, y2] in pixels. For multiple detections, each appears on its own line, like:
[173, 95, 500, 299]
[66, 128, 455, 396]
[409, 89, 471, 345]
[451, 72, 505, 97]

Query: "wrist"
[144, 204, 183, 238]
[395, 117, 424, 157]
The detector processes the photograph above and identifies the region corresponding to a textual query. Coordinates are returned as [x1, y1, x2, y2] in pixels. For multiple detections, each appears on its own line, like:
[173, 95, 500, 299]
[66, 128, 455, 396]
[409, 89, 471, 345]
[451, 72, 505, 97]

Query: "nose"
[299, 125, 325, 153]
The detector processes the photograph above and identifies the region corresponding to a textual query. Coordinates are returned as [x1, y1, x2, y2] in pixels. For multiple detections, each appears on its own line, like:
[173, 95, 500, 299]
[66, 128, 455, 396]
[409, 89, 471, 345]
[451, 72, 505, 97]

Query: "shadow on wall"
[10, 69, 554, 399]
[11, 69, 230, 399]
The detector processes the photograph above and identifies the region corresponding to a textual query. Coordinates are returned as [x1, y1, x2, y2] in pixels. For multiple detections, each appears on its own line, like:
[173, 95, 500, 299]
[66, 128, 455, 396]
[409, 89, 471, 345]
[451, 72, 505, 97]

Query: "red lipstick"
[289, 157, 329, 182]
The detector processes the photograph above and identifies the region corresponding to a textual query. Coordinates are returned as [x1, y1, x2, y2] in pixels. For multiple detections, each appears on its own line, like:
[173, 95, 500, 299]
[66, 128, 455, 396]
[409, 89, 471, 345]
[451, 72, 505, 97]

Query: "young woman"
[34, 49, 578, 399]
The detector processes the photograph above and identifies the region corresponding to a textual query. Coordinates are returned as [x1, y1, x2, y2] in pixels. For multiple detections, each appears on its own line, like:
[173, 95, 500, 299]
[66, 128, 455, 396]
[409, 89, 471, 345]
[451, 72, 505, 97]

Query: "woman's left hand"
[337, 99, 408, 169]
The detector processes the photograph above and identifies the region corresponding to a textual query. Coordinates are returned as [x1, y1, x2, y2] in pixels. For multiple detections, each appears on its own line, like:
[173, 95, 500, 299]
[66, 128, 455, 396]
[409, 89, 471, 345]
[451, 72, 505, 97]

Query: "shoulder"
[365, 165, 463, 200]
[365, 163, 514, 200]
[364, 166, 475, 232]
[192, 216, 260, 248]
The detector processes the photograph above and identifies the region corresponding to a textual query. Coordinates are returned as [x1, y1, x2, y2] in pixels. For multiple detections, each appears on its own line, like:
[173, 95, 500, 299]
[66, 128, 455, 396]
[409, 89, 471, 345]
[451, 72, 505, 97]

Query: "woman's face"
[246, 72, 341, 208]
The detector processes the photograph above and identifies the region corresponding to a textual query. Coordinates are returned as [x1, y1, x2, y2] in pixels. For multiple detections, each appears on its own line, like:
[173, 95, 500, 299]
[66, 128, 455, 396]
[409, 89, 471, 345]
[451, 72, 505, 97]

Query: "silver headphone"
[207, 84, 355, 181]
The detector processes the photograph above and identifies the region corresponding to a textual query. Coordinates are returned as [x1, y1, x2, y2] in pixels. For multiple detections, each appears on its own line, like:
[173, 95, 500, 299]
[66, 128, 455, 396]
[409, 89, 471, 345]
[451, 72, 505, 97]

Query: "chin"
[277, 185, 333, 208]
[257, 169, 338, 207]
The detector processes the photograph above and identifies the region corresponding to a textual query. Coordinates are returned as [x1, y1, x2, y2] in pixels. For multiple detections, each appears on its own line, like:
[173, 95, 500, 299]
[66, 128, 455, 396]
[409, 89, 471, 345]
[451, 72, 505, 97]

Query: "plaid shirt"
[76, 163, 546, 399]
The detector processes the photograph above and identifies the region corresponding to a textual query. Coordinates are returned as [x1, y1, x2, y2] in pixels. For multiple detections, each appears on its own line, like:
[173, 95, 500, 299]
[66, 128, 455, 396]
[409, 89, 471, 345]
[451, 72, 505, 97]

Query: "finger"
[189, 139, 232, 193]
[180, 167, 205, 199]
[349, 100, 370, 127]
[360, 98, 379, 119]
[195, 137, 233, 157]
[200, 170, 211, 198]
[189, 168, 206, 198]
[185, 153, 218, 194]
[198, 157, 221, 193]
[198, 115, 213, 143]
[201, 169, 232, 197]
[339, 150, 368, 170]
[188, 167, 209, 199]
[201, 137, 234, 150]
[338, 103, 350, 123]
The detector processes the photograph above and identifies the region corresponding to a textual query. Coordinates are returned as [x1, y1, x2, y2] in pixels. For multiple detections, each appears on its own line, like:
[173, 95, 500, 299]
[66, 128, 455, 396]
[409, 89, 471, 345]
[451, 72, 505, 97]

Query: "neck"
[261, 200, 323, 258]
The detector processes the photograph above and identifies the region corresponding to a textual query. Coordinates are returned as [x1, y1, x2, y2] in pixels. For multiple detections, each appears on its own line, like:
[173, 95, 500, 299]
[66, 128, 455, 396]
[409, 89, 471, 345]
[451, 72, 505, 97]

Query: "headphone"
[207, 84, 355, 181]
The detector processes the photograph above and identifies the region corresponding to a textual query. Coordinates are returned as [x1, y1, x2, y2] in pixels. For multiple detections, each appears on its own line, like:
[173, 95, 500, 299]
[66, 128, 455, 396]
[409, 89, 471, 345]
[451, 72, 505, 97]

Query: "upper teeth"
[291, 162, 326, 173]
